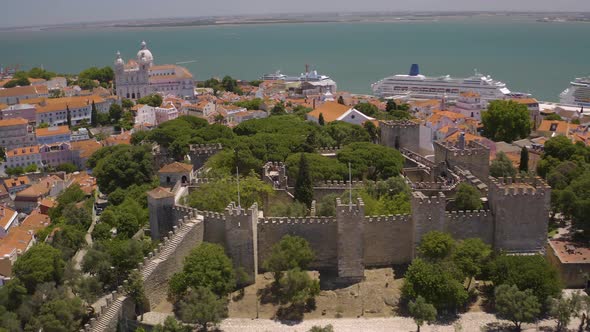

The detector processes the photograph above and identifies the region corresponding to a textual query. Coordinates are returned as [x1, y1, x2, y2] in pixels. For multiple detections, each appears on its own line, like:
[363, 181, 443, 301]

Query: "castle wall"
[434, 142, 490, 182]
[202, 211, 226, 245]
[363, 215, 413, 266]
[380, 121, 420, 152]
[444, 210, 494, 244]
[257, 217, 338, 270]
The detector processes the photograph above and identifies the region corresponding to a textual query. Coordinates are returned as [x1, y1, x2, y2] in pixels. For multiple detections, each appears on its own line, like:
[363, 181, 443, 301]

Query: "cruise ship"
[262, 67, 332, 83]
[560, 76, 590, 107]
[371, 64, 512, 101]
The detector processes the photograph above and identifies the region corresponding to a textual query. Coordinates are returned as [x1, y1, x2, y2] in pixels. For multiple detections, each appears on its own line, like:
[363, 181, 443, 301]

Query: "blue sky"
[1, 0, 589, 27]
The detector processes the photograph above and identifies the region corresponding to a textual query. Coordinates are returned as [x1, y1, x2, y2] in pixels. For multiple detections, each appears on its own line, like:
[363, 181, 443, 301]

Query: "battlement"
[263, 161, 285, 168]
[364, 214, 412, 223]
[258, 216, 337, 225]
[192, 178, 214, 184]
[189, 143, 223, 154]
[489, 176, 550, 196]
[225, 202, 258, 216]
[412, 191, 446, 205]
[200, 210, 226, 222]
[445, 209, 491, 221]
[336, 197, 364, 216]
[315, 180, 365, 188]
[435, 140, 489, 155]
[318, 146, 341, 154]
[380, 120, 419, 128]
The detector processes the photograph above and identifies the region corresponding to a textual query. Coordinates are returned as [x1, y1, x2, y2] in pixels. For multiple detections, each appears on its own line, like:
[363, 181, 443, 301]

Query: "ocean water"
[0, 18, 589, 101]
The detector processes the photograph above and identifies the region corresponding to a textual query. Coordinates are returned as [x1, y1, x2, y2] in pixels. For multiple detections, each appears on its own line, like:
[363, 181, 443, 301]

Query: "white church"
[114, 41, 195, 100]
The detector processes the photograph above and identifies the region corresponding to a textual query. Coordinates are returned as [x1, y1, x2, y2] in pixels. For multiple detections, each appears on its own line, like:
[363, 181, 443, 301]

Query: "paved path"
[73, 206, 98, 270]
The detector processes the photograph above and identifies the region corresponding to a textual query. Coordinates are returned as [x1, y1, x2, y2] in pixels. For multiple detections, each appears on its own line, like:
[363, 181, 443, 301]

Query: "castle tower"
[224, 202, 258, 285]
[488, 176, 551, 253]
[433, 140, 490, 182]
[411, 191, 446, 258]
[147, 187, 175, 240]
[380, 120, 420, 152]
[336, 198, 365, 283]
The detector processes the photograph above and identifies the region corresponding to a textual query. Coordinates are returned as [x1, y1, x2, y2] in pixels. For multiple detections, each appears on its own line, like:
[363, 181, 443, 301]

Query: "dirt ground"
[227, 268, 404, 319]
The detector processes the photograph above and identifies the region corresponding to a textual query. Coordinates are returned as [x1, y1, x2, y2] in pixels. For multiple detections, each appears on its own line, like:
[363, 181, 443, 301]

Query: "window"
[550, 123, 558, 132]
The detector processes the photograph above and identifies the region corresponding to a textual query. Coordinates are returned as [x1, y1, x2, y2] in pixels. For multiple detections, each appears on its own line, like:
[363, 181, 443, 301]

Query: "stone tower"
[336, 198, 365, 283]
[380, 120, 420, 152]
[224, 202, 258, 285]
[147, 187, 175, 240]
[433, 140, 490, 182]
[488, 176, 551, 253]
[410, 191, 447, 257]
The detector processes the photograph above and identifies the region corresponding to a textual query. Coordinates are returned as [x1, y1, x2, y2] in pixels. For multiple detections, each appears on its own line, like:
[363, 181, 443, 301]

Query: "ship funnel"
[409, 64, 420, 76]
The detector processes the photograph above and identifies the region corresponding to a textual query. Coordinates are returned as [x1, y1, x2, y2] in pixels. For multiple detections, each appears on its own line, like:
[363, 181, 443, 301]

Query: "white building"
[453, 91, 486, 120]
[307, 101, 375, 126]
[5, 145, 43, 169]
[35, 95, 111, 127]
[114, 41, 195, 100]
[135, 103, 179, 127]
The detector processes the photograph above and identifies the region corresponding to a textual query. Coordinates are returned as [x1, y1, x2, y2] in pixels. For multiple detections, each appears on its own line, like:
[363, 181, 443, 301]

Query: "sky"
[1, 0, 590, 28]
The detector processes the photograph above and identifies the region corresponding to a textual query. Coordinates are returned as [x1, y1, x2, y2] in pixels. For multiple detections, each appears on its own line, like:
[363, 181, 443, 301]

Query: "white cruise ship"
[262, 68, 332, 83]
[560, 76, 590, 107]
[372, 64, 512, 101]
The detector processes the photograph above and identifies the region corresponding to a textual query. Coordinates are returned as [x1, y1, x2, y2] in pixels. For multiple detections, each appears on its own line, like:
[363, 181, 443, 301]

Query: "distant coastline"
[2, 11, 590, 32]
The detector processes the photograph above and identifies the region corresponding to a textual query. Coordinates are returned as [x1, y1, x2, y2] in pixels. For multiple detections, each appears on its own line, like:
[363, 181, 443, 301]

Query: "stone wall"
[380, 120, 420, 152]
[188, 143, 223, 169]
[257, 216, 338, 270]
[444, 210, 494, 244]
[363, 215, 413, 266]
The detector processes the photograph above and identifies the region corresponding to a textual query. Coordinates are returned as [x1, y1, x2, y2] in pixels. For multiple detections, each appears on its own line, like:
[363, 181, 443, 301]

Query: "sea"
[1, 17, 589, 102]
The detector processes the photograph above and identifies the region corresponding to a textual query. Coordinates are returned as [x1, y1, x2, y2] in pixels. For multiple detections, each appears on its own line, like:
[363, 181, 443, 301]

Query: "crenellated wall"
[444, 210, 494, 244]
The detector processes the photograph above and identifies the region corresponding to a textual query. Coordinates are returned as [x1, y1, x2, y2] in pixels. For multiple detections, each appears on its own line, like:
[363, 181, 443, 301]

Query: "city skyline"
[1, 0, 590, 28]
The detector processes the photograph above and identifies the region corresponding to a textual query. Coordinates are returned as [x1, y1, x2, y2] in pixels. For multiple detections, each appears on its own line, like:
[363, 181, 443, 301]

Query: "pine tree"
[519, 147, 529, 173]
[294, 153, 313, 208]
[386, 99, 397, 112]
[337, 96, 345, 105]
[66, 105, 71, 127]
[318, 113, 325, 126]
[90, 100, 97, 127]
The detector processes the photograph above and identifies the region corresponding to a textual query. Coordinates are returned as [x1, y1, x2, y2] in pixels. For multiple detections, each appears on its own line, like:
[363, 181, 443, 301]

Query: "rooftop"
[0, 117, 28, 127]
[3, 176, 30, 189]
[549, 240, 590, 264]
[147, 187, 174, 199]
[158, 162, 193, 174]
[71, 139, 102, 159]
[308, 101, 352, 122]
[36, 125, 71, 137]
[0, 85, 48, 98]
[0, 206, 17, 230]
[6, 145, 39, 157]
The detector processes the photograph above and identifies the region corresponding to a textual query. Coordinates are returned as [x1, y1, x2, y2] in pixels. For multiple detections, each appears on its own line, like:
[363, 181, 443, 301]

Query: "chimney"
[458, 132, 466, 150]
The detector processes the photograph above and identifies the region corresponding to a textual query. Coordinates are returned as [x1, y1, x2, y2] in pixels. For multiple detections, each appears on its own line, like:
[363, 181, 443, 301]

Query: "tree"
[487, 254, 561, 304]
[519, 147, 529, 173]
[4, 76, 31, 88]
[271, 102, 286, 115]
[263, 235, 315, 284]
[408, 296, 437, 332]
[364, 121, 379, 143]
[490, 152, 517, 178]
[91, 145, 154, 194]
[109, 103, 123, 123]
[337, 142, 404, 180]
[337, 96, 345, 105]
[548, 295, 582, 331]
[402, 258, 468, 311]
[168, 243, 235, 300]
[66, 105, 71, 127]
[318, 113, 325, 126]
[545, 113, 562, 121]
[55, 162, 78, 173]
[278, 268, 320, 306]
[294, 153, 313, 208]
[308, 325, 334, 332]
[454, 183, 483, 211]
[285, 153, 347, 183]
[13, 244, 65, 293]
[122, 98, 134, 109]
[91, 100, 98, 127]
[386, 99, 398, 112]
[187, 175, 272, 212]
[482, 100, 531, 142]
[494, 284, 541, 331]
[137, 94, 163, 107]
[0, 146, 5, 161]
[125, 270, 149, 321]
[153, 316, 191, 332]
[177, 287, 228, 332]
[418, 231, 455, 261]
[355, 103, 378, 117]
[452, 238, 491, 285]
[24, 163, 37, 173]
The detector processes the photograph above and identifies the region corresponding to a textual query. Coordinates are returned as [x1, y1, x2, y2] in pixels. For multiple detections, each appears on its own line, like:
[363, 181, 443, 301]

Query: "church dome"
[137, 41, 153, 64]
[114, 51, 124, 66]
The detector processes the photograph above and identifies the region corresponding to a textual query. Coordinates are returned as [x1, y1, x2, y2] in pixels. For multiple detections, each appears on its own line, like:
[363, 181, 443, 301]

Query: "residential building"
[135, 103, 178, 127]
[0, 184, 9, 203]
[0, 118, 36, 150]
[454, 91, 486, 120]
[536, 120, 571, 138]
[511, 98, 541, 127]
[40, 142, 72, 167]
[0, 206, 18, 239]
[71, 128, 90, 142]
[34, 95, 111, 127]
[228, 110, 268, 125]
[114, 41, 195, 99]
[14, 175, 66, 213]
[45, 77, 67, 91]
[0, 210, 50, 282]
[307, 101, 375, 125]
[4, 145, 43, 169]
[0, 85, 48, 105]
[69, 171, 97, 196]
[35, 125, 71, 145]
[183, 100, 216, 118]
[0, 104, 36, 123]
[3, 176, 30, 195]
[71, 140, 102, 170]
[102, 131, 132, 147]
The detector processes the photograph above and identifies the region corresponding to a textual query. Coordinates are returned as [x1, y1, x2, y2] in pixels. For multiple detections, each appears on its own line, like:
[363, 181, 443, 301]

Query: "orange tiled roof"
[0, 206, 17, 230]
[158, 162, 193, 173]
[6, 145, 39, 157]
[444, 131, 482, 143]
[308, 101, 351, 122]
[0, 85, 48, 98]
[511, 98, 539, 105]
[538, 120, 570, 135]
[3, 176, 30, 189]
[0, 117, 28, 127]
[71, 139, 102, 159]
[35, 125, 70, 137]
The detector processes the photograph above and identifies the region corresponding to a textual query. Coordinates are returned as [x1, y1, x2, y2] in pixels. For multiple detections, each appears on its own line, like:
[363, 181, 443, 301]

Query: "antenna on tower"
[236, 165, 241, 213]
[348, 162, 352, 211]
